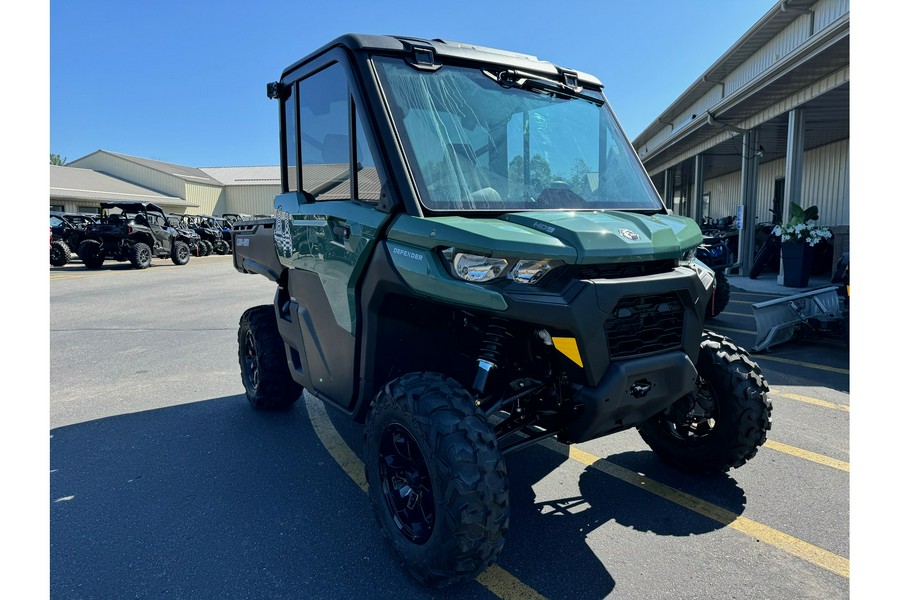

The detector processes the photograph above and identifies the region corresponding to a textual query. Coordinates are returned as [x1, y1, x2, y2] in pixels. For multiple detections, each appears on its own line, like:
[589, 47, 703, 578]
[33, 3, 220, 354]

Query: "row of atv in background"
[49, 201, 266, 270]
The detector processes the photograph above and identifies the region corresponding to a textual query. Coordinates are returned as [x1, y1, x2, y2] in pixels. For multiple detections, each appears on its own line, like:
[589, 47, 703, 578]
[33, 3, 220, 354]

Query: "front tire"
[363, 372, 509, 587]
[238, 305, 301, 409]
[705, 272, 731, 318]
[50, 240, 71, 266]
[171, 241, 191, 265]
[638, 331, 771, 474]
[213, 240, 228, 255]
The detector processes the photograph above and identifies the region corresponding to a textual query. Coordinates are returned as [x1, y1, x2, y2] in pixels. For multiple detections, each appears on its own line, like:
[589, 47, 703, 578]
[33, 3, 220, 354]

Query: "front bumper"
[559, 350, 697, 443]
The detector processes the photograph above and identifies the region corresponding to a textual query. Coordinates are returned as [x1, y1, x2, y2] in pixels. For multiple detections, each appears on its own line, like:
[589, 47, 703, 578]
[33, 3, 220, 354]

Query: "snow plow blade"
[751, 286, 843, 352]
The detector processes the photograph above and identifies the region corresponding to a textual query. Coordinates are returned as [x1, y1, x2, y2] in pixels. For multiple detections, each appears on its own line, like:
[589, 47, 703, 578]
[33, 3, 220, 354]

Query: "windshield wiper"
[483, 69, 605, 107]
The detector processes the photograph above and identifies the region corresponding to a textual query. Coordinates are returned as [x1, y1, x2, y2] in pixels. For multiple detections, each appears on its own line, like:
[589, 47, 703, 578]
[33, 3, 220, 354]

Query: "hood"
[500, 211, 702, 262]
[388, 211, 701, 264]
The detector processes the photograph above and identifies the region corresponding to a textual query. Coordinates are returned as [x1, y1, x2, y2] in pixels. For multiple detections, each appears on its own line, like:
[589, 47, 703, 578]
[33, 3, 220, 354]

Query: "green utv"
[233, 34, 771, 587]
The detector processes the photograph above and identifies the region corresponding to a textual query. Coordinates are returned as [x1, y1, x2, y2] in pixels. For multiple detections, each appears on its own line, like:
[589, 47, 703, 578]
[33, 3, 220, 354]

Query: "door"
[277, 59, 392, 408]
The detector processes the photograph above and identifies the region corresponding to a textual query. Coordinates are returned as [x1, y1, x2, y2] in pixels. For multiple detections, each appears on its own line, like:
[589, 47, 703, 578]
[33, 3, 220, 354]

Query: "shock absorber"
[472, 317, 512, 397]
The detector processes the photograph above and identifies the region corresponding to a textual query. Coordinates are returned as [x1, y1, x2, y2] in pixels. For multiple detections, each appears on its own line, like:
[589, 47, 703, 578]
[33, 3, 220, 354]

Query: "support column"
[737, 129, 759, 276]
[779, 108, 806, 284]
[663, 168, 675, 211]
[691, 154, 705, 224]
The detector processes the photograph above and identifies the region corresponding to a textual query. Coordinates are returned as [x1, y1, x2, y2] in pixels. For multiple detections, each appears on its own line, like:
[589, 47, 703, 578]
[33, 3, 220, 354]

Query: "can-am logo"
[619, 228, 640, 241]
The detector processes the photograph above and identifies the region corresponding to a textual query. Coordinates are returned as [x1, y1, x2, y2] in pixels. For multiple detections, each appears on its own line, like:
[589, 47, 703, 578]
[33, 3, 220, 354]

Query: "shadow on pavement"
[51, 395, 748, 600]
[50, 396, 492, 599]
[496, 445, 746, 599]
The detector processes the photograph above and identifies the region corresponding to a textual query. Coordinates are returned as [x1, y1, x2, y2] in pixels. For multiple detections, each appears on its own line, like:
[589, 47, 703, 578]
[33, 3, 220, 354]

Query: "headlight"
[451, 252, 509, 282]
[510, 259, 560, 284]
[443, 249, 561, 285]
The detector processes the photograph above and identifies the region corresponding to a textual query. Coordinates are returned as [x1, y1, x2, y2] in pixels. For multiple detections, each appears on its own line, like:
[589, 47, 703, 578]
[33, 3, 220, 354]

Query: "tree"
[50, 153, 67, 166]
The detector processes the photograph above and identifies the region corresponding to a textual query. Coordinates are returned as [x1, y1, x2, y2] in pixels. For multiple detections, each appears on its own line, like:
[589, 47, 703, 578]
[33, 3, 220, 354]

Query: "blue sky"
[50, 0, 776, 168]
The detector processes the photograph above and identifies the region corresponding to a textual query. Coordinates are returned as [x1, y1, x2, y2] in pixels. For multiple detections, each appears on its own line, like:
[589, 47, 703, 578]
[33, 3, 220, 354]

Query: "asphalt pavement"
[49, 255, 850, 599]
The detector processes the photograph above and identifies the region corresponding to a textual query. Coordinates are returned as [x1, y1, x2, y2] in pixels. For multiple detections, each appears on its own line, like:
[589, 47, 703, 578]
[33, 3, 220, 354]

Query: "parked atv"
[696, 230, 735, 318]
[232, 34, 771, 588]
[50, 212, 97, 266]
[185, 215, 228, 255]
[207, 216, 234, 254]
[78, 202, 192, 269]
[166, 214, 204, 257]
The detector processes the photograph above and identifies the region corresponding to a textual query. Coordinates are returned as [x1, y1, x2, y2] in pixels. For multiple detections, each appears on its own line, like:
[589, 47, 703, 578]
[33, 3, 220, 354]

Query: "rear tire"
[364, 372, 509, 587]
[213, 240, 228, 255]
[238, 305, 301, 409]
[77, 240, 105, 269]
[638, 331, 771, 474]
[129, 242, 152, 269]
[50, 240, 71, 266]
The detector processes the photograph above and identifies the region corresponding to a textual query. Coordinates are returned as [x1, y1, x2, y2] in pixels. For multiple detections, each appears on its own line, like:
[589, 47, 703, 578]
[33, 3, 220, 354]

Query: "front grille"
[605, 293, 684, 359]
[570, 259, 675, 280]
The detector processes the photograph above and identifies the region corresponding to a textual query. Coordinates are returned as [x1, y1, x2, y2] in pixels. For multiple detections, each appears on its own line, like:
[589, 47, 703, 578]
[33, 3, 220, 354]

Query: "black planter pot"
[781, 241, 814, 287]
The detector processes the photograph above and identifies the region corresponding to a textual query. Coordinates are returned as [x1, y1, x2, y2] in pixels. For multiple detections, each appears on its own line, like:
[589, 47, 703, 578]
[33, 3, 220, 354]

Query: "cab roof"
[280, 33, 602, 88]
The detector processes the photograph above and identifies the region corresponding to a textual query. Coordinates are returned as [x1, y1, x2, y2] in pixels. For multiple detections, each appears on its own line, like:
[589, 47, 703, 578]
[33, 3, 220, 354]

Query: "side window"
[283, 83, 299, 192]
[355, 107, 385, 202]
[299, 64, 350, 201]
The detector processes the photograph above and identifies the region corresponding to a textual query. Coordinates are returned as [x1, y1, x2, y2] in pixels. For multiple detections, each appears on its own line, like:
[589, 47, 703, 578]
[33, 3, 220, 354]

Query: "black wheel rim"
[140, 247, 150, 264]
[242, 330, 259, 391]
[664, 377, 719, 442]
[378, 423, 435, 545]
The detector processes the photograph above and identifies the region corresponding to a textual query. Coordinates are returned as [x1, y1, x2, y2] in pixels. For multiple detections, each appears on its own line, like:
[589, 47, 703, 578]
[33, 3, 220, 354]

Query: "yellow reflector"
[551, 337, 583, 367]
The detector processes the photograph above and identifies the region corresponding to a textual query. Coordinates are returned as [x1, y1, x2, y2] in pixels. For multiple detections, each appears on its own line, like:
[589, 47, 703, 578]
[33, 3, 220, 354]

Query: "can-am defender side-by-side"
[231, 34, 771, 588]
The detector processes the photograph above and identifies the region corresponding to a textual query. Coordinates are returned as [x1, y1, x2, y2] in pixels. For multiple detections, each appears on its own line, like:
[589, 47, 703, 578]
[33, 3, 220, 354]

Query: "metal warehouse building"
[633, 0, 849, 283]
[50, 150, 280, 216]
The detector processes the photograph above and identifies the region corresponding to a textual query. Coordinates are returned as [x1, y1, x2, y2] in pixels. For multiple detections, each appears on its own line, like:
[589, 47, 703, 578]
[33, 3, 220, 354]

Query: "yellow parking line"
[770, 389, 849, 412]
[752, 354, 849, 375]
[476, 566, 547, 600]
[764, 440, 849, 472]
[304, 396, 547, 600]
[305, 394, 848, 584]
[563, 445, 849, 579]
[305, 396, 368, 492]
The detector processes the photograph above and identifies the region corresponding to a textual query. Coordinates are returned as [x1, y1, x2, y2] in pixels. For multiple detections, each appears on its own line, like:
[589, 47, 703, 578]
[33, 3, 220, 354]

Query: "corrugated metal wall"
[641, 0, 848, 157]
[703, 171, 742, 219]
[224, 185, 280, 216]
[70, 153, 187, 200]
[727, 15, 811, 94]
[705, 137, 848, 226]
[814, 0, 850, 31]
[800, 137, 849, 225]
[185, 182, 226, 215]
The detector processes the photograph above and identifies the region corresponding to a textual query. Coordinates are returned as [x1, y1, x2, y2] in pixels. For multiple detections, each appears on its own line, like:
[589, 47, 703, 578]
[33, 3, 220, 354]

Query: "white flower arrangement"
[773, 202, 833, 246]
[773, 220, 833, 246]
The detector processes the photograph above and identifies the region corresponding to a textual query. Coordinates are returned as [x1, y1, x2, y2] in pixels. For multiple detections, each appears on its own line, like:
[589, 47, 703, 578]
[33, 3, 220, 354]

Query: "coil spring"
[479, 318, 513, 365]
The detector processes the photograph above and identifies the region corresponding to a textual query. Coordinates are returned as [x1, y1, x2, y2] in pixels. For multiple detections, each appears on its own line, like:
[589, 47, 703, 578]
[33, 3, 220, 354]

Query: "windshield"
[374, 57, 662, 212]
